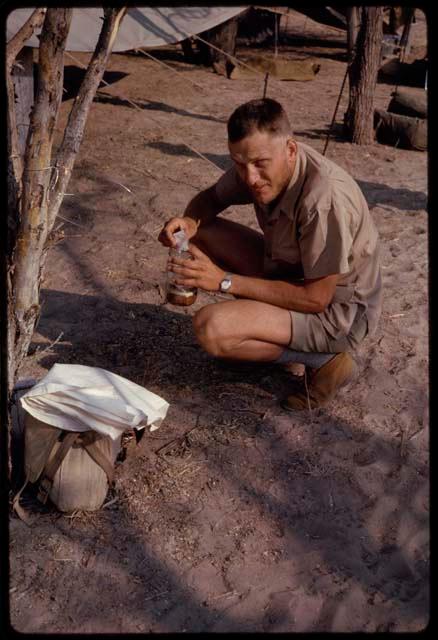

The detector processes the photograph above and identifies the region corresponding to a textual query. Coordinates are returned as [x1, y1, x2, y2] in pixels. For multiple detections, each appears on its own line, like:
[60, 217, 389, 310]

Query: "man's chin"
[253, 189, 272, 205]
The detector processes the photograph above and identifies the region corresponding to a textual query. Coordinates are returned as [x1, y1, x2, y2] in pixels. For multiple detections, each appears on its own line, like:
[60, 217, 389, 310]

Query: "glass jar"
[166, 230, 197, 306]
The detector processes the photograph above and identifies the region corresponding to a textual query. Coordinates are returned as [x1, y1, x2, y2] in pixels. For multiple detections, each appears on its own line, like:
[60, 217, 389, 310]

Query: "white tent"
[7, 6, 247, 52]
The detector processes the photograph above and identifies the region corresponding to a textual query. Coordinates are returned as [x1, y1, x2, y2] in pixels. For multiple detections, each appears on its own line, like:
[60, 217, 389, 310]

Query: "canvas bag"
[13, 413, 121, 519]
[13, 364, 169, 520]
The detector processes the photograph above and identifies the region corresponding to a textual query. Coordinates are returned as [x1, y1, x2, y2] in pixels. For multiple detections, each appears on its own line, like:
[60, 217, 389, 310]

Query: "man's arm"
[225, 272, 341, 313]
[158, 183, 237, 248]
[170, 242, 341, 313]
[183, 184, 227, 230]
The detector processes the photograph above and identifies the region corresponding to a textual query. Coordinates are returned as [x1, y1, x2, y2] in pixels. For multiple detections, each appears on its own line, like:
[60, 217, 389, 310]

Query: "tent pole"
[323, 63, 349, 156]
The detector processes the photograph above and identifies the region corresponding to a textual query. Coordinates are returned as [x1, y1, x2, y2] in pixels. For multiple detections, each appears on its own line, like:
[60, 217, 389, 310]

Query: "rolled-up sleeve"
[298, 200, 353, 279]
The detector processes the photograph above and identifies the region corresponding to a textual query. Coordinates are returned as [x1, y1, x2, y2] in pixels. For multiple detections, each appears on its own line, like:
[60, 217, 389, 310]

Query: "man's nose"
[243, 165, 259, 186]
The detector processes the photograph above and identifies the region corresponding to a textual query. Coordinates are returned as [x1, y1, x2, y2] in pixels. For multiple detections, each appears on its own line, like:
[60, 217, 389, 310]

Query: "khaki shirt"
[215, 141, 382, 336]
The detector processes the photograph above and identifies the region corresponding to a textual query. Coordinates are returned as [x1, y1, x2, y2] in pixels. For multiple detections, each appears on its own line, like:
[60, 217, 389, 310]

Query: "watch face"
[221, 277, 232, 291]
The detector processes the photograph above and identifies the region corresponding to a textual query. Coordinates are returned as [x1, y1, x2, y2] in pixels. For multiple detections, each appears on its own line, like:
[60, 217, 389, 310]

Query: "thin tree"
[7, 8, 126, 399]
[344, 6, 383, 144]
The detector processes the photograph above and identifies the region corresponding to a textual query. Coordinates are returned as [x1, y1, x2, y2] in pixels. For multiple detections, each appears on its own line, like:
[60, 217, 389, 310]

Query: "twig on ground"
[155, 419, 201, 457]
[209, 590, 240, 601]
[130, 166, 159, 181]
[14, 586, 33, 601]
[328, 491, 334, 510]
[54, 557, 76, 562]
[35, 331, 64, 356]
[398, 427, 408, 459]
[102, 496, 118, 509]
[143, 590, 169, 602]
[56, 214, 86, 229]
[408, 426, 426, 441]
[175, 464, 195, 478]
[113, 181, 133, 193]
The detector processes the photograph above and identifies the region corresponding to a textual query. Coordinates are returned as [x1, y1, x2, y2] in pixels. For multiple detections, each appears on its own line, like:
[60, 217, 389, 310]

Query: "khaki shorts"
[289, 304, 368, 353]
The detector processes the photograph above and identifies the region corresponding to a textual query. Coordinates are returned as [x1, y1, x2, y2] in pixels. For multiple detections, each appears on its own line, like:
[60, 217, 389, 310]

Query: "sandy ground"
[9, 9, 429, 633]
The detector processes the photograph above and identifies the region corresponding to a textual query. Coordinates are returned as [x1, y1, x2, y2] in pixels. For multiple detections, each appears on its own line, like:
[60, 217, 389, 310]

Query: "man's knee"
[192, 305, 231, 358]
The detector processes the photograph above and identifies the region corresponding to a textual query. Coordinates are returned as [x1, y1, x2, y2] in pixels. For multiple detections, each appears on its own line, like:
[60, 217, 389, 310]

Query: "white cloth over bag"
[20, 363, 169, 440]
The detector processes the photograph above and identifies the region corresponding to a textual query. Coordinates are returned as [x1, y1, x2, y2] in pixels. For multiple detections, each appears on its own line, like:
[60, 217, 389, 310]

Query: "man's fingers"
[175, 277, 198, 287]
[169, 264, 198, 276]
[187, 243, 206, 259]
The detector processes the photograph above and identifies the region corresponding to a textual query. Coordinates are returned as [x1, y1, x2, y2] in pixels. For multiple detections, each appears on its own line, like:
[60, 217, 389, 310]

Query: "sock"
[274, 349, 335, 370]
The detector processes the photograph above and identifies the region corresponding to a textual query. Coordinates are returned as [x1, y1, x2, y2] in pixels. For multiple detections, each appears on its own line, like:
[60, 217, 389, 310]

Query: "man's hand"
[158, 217, 198, 248]
[168, 244, 226, 292]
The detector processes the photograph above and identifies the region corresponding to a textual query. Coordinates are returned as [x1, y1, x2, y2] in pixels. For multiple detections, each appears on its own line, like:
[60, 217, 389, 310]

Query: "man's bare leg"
[193, 299, 292, 362]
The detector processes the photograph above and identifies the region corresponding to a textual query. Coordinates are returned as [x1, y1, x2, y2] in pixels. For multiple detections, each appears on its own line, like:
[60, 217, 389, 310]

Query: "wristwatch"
[219, 273, 233, 293]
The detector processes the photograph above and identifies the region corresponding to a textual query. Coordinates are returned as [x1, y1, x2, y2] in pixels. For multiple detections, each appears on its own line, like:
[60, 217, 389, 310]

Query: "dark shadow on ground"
[295, 123, 346, 145]
[357, 180, 427, 211]
[93, 92, 226, 125]
[12, 288, 429, 631]
[60, 65, 128, 102]
[31, 289, 282, 400]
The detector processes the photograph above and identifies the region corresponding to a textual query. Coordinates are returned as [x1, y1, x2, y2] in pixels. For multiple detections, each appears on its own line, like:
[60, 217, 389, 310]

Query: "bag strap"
[12, 474, 33, 525]
[82, 441, 115, 486]
[38, 431, 79, 504]
[75, 431, 115, 486]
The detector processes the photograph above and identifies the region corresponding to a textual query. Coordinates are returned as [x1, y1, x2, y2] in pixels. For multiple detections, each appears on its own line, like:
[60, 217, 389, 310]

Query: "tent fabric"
[7, 6, 247, 52]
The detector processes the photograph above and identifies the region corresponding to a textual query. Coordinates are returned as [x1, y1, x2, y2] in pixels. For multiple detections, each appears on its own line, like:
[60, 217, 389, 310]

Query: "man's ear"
[286, 138, 297, 162]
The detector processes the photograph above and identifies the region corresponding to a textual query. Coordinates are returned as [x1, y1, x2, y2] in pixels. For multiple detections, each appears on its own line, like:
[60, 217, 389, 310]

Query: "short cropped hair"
[227, 98, 292, 143]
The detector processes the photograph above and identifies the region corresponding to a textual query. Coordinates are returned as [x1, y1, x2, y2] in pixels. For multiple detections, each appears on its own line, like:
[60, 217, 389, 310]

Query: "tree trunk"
[7, 7, 126, 394]
[8, 8, 73, 393]
[344, 7, 383, 144]
[346, 6, 361, 63]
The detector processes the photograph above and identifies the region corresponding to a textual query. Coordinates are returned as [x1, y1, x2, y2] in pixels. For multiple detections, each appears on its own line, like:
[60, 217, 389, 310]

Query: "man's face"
[229, 130, 297, 206]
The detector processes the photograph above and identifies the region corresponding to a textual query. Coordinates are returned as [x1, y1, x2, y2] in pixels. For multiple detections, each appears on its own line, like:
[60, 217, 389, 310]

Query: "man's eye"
[255, 161, 268, 168]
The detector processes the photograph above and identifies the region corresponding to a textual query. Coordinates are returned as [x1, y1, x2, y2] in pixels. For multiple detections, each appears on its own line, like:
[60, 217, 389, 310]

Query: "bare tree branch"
[48, 8, 127, 226]
[6, 8, 47, 73]
[5, 9, 46, 192]
[7, 71, 23, 193]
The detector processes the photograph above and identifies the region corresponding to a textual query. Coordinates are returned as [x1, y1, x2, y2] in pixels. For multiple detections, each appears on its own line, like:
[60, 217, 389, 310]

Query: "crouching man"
[158, 98, 382, 410]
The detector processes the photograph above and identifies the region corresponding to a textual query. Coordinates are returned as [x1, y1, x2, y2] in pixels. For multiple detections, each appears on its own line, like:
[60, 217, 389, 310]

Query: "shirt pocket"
[270, 212, 301, 264]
